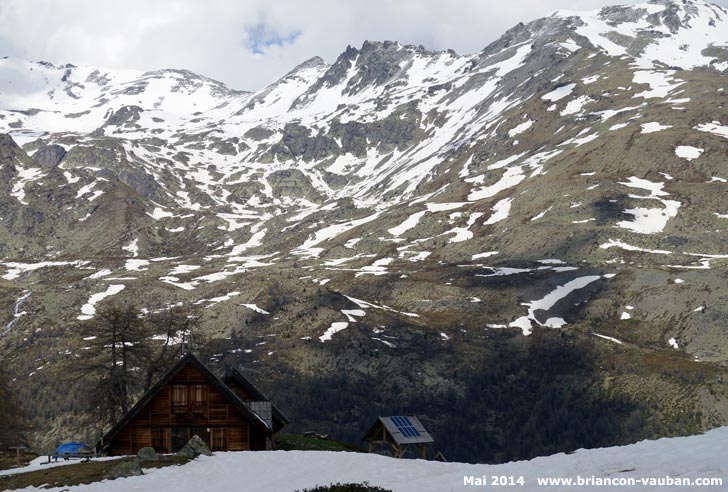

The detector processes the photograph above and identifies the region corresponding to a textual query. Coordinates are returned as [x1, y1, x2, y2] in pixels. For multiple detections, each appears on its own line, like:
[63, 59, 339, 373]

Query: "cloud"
[0, 0, 726, 90]
[245, 21, 302, 55]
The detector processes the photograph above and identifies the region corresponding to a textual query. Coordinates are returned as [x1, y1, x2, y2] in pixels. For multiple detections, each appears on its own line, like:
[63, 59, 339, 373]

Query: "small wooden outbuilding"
[98, 353, 287, 455]
[362, 416, 434, 459]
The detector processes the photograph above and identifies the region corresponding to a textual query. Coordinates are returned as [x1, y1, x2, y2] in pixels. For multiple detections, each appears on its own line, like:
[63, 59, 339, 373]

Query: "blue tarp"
[55, 442, 89, 455]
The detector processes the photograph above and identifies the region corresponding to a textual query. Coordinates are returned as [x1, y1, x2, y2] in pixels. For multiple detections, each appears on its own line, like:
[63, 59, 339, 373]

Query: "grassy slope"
[0, 452, 36, 472]
[277, 434, 365, 453]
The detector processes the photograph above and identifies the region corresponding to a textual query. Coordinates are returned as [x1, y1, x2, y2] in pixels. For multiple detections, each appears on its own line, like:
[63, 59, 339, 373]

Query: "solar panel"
[391, 416, 421, 438]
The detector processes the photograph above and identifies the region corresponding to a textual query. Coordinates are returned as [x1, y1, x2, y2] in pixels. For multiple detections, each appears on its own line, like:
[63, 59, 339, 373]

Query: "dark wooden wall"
[227, 379, 257, 402]
[107, 364, 266, 455]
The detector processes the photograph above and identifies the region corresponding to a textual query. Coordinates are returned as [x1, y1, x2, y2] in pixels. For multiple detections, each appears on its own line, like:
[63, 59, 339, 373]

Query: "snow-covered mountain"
[3, 0, 727, 207]
[2, 0, 728, 460]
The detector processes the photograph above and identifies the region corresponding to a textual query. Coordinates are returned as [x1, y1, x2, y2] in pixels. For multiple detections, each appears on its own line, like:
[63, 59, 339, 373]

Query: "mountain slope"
[1, 0, 728, 460]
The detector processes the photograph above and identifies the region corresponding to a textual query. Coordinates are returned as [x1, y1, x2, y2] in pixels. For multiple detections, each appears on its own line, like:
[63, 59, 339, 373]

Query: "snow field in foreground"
[17, 426, 728, 492]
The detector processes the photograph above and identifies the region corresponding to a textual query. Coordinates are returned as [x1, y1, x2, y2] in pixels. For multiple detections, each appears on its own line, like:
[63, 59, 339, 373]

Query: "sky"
[0, 0, 727, 91]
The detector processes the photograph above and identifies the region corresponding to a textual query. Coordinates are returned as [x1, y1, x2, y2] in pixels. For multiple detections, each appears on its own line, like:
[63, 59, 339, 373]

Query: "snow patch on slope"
[77, 284, 126, 320]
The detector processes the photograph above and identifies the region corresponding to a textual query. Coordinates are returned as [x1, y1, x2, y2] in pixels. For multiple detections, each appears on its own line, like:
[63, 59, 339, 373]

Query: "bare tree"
[142, 306, 203, 391]
[78, 303, 152, 425]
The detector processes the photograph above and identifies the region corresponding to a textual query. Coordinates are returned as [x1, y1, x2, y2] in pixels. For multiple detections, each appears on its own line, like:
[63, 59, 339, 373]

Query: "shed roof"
[364, 416, 434, 445]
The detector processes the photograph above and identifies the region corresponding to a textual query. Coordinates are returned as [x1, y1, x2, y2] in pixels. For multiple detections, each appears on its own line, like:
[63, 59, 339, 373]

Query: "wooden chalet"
[363, 416, 434, 459]
[98, 353, 287, 455]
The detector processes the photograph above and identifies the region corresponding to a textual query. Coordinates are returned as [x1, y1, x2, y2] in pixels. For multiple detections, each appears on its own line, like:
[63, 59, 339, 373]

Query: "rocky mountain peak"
[298, 39, 459, 101]
[290, 56, 328, 72]
[274, 56, 330, 85]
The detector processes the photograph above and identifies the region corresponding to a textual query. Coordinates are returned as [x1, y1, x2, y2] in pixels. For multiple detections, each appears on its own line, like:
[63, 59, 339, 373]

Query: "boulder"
[136, 446, 158, 461]
[176, 434, 212, 458]
[104, 460, 143, 479]
[33, 144, 66, 168]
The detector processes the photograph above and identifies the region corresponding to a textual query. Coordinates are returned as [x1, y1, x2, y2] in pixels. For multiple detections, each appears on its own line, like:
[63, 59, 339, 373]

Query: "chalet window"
[172, 384, 187, 413]
[190, 384, 207, 416]
[191, 384, 207, 404]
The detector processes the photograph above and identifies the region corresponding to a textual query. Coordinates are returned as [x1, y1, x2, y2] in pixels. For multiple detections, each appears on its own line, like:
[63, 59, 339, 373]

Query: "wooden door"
[190, 426, 209, 445]
[152, 428, 170, 453]
[171, 427, 188, 451]
[210, 428, 227, 451]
